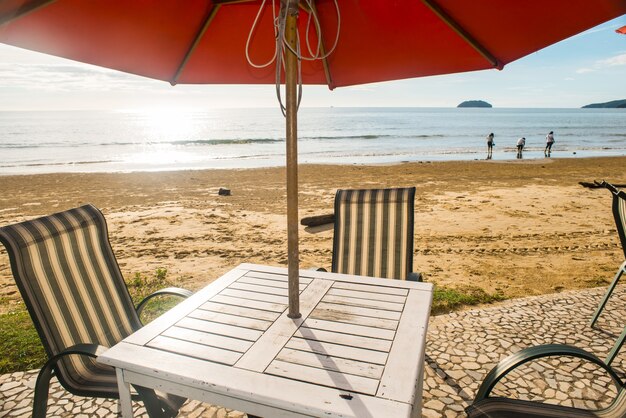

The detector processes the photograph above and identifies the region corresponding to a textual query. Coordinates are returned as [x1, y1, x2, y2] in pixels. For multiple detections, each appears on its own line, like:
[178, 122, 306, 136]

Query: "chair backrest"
[332, 187, 415, 280]
[0, 204, 141, 391]
[612, 190, 626, 259]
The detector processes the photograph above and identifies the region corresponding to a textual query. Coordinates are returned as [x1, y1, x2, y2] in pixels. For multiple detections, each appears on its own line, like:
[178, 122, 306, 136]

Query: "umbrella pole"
[285, 0, 301, 319]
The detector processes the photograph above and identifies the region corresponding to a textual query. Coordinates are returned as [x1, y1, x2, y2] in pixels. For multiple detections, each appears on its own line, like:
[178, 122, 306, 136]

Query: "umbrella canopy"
[1, 1, 625, 87]
[2, 0, 625, 316]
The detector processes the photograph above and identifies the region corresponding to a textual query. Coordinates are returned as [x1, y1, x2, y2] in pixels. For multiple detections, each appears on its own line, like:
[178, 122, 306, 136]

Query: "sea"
[1, 107, 625, 175]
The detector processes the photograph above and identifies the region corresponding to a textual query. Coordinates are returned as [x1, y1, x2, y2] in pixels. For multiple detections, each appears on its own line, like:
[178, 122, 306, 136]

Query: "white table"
[99, 263, 433, 418]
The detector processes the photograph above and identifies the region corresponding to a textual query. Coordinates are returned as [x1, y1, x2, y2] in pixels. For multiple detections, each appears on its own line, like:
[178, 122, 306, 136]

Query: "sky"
[0, 15, 625, 111]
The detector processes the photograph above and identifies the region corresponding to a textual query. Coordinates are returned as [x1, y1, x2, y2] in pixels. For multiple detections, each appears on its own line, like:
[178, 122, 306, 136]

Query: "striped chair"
[589, 181, 626, 365]
[332, 187, 421, 281]
[0, 205, 191, 417]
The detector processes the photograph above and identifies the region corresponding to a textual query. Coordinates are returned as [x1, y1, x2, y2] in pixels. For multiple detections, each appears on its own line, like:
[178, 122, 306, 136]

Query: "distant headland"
[582, 99, 626, 108]
[457, 100, 492, 108]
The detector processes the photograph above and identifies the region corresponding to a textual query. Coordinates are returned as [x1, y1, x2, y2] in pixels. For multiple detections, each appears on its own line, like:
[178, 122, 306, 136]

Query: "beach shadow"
[296, 327, 374, 418]
[425, 353, 475, 401]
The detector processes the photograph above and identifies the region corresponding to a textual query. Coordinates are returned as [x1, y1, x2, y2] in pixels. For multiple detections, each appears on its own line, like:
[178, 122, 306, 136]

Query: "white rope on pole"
[245, 0, 279, 69]
[245, 0, 340, 114]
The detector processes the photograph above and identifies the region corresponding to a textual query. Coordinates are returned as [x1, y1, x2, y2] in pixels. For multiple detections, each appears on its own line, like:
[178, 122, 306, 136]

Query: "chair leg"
[606, 326, 626, 366]
[32, 359, 56, 418]
[589, 261, 626, 327]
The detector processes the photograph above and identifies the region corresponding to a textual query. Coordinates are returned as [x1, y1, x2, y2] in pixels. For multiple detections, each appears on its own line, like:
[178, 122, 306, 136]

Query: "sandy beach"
[1, 156, 625, 315]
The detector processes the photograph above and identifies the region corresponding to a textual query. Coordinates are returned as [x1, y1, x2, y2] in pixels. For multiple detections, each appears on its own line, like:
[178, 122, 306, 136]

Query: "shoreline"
[1, 152, 624, 177]
[1, 156, 625, 315]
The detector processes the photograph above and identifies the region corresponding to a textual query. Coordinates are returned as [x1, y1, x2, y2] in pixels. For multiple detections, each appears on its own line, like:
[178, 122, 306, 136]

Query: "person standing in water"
[516, 137, 526, 159]
[545, 131, 555, 157]
[486, 132, 495, 159]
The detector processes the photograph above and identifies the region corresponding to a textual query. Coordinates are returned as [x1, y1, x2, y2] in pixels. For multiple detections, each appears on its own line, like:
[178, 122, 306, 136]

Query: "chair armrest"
[135, 286, 193, 317]
[34, 343, 107, 418]
[474, 344, 624, 402]
[407, 272, 422, 282]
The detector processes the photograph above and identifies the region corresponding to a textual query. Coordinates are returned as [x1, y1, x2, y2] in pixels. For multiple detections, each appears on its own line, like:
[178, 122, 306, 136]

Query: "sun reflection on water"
[134, 107, 198, 141]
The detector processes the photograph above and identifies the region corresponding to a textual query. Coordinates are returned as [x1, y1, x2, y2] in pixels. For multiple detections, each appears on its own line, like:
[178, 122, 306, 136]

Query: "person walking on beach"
[486, 132, 495, 159]
[545, 131, 555, 157]
[516, 137, 526, 159]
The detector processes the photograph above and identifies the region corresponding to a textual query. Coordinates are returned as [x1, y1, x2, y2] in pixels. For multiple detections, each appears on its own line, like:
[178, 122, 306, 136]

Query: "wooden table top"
[99, 263, 433, 417]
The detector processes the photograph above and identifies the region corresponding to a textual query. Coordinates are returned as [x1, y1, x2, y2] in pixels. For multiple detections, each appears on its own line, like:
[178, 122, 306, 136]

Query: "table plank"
[243, 269, 313, 285]
[329, 280, 409, 296]
[221, 288, 288, 305]
[314, 302, 402, 321]
[265, 360, 380, 395]
[302, 318, 396, 340]
[199, 301, 281, 322]
[285, 337, 388, 365]
[161, 326, 253, 353]
[177, 317, 263, 341]
[295, 327, 392, 352]
[377, 288, 432, 403]
[210, 294, 286, 313]
[321, 294, 405, 312]
[235, 278, 333, 372]
[327, 287, 407, 304]
[190, 308, 272, 331]
[237, 276, 307, 291]
[229, 281, 303, 297]
[276, 347, 384, 379]
[308, 308, 399, 331]
[147, 336, 242, 365]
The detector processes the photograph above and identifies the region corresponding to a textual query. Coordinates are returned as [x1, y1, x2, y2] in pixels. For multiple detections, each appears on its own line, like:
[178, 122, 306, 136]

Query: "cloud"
[575, 53, 626, 74]
[345, 85, 375, 92]
[597, 53, 626, 67]
[0, 62, 159, 92]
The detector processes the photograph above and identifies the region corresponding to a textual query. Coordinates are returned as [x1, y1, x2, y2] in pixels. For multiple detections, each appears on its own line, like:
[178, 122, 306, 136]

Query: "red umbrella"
[2, 0, 625, 316]
[617, 25, 626, 34]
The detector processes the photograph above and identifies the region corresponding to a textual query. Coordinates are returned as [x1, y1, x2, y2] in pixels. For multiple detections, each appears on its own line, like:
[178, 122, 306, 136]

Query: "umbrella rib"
[306, 0, 335, 90]
[170, 4, 223, 85]
[421, 0, 503, 70]
[171, 0, 259, 84]
[0, 0, 57, 27]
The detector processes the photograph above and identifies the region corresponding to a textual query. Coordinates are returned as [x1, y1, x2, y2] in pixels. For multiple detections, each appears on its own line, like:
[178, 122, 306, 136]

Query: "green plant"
[0, 307, 46, 374]
[127, 268, 171, 299]
[432, 284, 505, 315]
[126, 268, 183, 323]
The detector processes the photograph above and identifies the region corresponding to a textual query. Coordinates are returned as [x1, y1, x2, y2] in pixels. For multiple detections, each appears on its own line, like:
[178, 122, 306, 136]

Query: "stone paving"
[1, 285, 624, 417]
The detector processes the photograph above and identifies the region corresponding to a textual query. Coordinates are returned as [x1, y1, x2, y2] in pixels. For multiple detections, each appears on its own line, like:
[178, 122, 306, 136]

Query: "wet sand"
[1, 156, 625, 314]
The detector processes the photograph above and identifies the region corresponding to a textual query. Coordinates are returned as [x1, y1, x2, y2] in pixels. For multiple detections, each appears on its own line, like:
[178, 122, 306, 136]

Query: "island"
[457, 100, 492, 108]
[582, 99, 626, 108]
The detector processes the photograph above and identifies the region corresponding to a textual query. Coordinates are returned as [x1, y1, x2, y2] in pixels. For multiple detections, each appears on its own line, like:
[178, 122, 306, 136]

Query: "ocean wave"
[0, 160, 117, 168]
[0, 138, 285, 148]
[302, 134, 445, 141]
[174, 138, 283, 146]
[101, 138, 285, 146]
